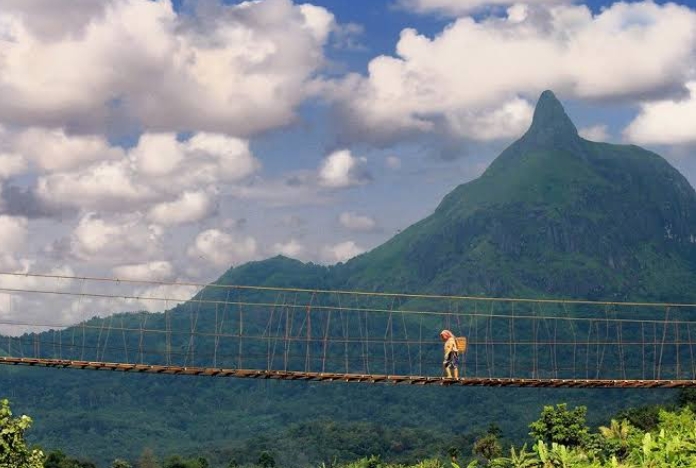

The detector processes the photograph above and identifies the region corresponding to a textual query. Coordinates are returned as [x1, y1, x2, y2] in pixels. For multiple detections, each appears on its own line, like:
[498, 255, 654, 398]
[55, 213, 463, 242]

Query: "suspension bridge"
[1, 272, 696, 388]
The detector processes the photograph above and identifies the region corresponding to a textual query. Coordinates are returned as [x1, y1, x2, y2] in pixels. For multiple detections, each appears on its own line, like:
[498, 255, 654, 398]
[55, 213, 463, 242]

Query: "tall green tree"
[257, 452, 275, 468]
[0, 398, 44, 468]
[529, 403, 589, 448]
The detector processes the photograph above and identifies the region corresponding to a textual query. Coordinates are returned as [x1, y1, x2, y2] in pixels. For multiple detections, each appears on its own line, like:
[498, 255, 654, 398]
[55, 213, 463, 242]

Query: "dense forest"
[5, 389, 696, 468]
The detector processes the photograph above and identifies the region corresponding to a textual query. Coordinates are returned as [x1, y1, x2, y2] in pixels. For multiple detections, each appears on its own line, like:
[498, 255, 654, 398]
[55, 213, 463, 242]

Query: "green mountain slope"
[337, 91, 696, 301]
[2, 91, 694, 466]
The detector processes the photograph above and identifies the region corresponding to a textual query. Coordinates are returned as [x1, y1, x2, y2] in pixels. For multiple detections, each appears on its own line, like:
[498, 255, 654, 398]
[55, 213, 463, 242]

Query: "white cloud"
[148, 191, 216, 226]
[0, 0, 334, 136]
[339, 212, 377, 232]
[326, 1, 696, 143]
[398, 0, 565, 16]
[13, 128, 124, 172]
[37, 159, 154, 212]
[322, 240, 365, 263]
[129, 133, 185, 176]
[35, 132, 259, 214]
[0, 0, 107, 39]
[0, 153, 27, 179]
[185, 133, 261, 183]
[272, 239, 305, 258]
[318, 150, 371, 188]
[187, 229, 259, 267]
[70, 213, 163, 263]
[51, 281, 200, 328]
[112, 261, 175, 282]
[0, 215, 27, 253]
[128, 283, 201, 313]
[579, 124, 609, 142]
[624, 82, 696, 145]
[0, 264, 75, 296]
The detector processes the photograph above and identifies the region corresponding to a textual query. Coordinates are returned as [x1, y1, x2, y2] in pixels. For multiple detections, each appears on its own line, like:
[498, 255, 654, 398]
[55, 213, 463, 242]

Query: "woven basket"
[455, 336, 467, 353]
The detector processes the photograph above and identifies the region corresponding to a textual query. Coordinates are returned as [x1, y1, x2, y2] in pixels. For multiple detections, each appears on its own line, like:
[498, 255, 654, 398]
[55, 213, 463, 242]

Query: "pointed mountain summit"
[512, 90, 585, 157]
[527, 90, 578, 138]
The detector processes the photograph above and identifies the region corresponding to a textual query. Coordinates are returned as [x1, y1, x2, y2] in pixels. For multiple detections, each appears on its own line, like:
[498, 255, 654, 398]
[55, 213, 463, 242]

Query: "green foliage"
[529, 404, 589, 448]
[473, 434, 503, 462]
[161, 455, 208, 468]
[111, 460, 132, 468]
[613, 404, 666, 433]
[0, 398, 44, 468]
[43, 451, 96, 468]
[676, 388, 696, 409]
[489, 444, 538, 468]
[257, 452, 275, 468]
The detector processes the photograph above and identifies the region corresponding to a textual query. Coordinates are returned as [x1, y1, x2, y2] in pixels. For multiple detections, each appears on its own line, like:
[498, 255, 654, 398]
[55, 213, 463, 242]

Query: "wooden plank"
[2, 356, 696, 388]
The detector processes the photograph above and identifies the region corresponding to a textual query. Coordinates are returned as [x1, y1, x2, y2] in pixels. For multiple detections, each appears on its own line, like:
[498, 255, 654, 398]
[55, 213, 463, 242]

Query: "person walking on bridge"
[440, 329, 459, 379]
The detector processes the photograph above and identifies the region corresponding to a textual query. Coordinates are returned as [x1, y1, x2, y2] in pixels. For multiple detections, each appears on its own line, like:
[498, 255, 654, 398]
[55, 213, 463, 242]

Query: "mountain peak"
[523, 90, 579, 146]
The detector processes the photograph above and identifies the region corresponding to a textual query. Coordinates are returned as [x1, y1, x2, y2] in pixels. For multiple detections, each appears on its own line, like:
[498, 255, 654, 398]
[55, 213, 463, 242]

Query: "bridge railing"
[1, 271, 696, 381]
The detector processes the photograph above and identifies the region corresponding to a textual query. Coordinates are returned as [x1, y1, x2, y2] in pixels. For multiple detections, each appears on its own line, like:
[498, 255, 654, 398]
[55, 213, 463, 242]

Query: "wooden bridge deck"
[1, 356, 695, 388]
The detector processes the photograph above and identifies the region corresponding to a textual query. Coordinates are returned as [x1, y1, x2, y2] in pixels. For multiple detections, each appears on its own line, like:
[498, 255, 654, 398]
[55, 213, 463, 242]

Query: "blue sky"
[0, 0, 696, 330]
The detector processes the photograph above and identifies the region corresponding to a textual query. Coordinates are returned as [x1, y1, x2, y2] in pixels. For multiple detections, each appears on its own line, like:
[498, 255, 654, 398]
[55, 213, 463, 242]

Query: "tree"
[529, 403, 589, 448]
[257, 452, 275, 468]
[44, 451, 97, 468]
[598, 419, 634, 458]
[447, 446, 461, 462]
[473, 434, 502, 462]
[162, 456, 188, 468]
[0, 398, 44, 468]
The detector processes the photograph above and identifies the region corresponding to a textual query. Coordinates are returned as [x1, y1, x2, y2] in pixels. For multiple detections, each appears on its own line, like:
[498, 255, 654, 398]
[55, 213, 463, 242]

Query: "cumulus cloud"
[12, 128, 124, 172]
[0, 215, 27, 253]
[187, 229, 259, 267]
[69, 213, 164, 263]
[322, 240, 365, 263]
[112, 261, 175, 282]
[0, 0, 107, 39]
[624, 82, 696, 145]
[127, 283, 201, 313]
[37, 160, 153, 212]
[339, 212, 377, 232]
[0, 0, 334, 136]
[0, 264, 75, 291]
[0, 153, 27, 179]
[272, 239, 305, 258]
[35, 132, 259, 215]
[148, 191, 217, 226]
[318, 150, 371, 188]
[579, 125, 609, 142]
[325, 1, 696, 144]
